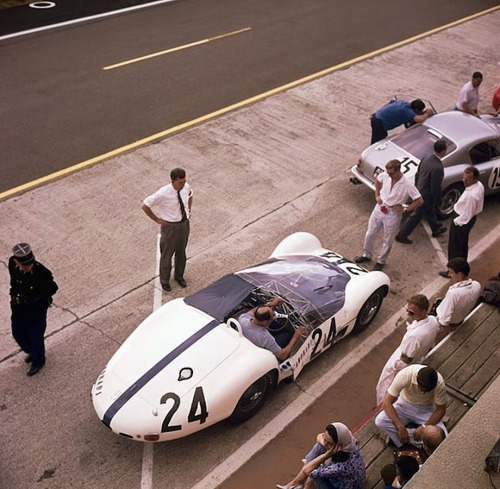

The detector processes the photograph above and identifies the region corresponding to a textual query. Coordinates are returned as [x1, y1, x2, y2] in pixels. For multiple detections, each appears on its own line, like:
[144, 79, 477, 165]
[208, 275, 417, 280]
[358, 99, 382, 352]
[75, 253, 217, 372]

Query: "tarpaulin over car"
[184, 274, 254, 321]
[237, 257, 350, 326]
[185, 257, 350, 327]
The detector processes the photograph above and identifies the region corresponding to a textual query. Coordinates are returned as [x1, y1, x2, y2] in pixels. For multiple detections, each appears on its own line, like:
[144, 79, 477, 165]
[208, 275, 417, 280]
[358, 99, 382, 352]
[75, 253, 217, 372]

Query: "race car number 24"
[160, 386, 208, 432]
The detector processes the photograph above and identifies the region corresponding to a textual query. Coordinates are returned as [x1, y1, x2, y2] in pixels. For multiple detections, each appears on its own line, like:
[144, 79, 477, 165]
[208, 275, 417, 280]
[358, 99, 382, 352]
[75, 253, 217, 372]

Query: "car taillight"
[144, 434, 160, 441]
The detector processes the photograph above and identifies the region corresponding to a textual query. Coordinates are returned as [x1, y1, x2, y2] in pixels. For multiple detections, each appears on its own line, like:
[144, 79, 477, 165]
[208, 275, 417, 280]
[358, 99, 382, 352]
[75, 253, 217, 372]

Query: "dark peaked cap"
[12, 243, 35, 264]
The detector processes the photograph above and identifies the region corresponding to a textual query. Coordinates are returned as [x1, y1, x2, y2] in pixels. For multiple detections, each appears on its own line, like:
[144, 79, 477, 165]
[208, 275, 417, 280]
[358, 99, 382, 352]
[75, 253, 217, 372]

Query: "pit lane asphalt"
[2, 0, 500, 192]
[0, 7, 499, 489]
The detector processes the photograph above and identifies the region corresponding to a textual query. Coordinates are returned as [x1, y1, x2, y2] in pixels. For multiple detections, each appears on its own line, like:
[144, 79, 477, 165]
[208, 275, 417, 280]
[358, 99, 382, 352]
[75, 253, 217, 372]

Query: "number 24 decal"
[160, 386, 209, 432]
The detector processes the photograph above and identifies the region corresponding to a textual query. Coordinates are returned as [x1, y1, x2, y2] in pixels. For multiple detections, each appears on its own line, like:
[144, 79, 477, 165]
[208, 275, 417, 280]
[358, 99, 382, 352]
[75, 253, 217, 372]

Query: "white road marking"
[140, 232, 163, 488]
[141, 443, 154, 489]
[190, 221, 500, 489]
[0, 0, 179, 41]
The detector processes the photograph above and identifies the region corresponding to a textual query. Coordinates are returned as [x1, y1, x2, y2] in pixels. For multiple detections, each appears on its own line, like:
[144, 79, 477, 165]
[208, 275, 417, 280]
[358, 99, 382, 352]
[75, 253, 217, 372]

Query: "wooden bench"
[356, 303, 500, 488]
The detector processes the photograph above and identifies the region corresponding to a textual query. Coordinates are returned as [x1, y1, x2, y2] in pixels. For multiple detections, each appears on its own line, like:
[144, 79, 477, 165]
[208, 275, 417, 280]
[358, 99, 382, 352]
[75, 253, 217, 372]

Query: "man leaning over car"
[238, 298, 307, 361]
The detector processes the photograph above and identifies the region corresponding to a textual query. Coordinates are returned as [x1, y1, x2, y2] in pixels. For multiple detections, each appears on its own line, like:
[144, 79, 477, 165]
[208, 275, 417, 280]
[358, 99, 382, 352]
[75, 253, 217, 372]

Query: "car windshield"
[391, 125, 457, 160]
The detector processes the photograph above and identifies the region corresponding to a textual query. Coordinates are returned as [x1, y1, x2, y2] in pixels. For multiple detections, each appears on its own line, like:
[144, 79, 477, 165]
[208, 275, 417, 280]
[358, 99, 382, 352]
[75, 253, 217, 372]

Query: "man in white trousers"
[375, 365, 448, 448]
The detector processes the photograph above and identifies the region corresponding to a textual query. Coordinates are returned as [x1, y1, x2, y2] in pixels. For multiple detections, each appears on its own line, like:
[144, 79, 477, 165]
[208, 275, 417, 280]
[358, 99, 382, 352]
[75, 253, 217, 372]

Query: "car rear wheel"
[438, 183, 464, 220]
[353, 287, 385, 334]
[229, 373, 272, 423]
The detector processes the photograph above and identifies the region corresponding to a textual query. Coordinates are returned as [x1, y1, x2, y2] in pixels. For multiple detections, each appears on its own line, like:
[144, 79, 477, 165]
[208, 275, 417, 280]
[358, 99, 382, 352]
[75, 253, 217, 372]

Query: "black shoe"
[162, 282, 171, 292]
[24, 354, 32, 363]
[439, 270, 450, 279]
[175, 278, 187, 288]
[27, 366, 41, 376]
[395, 236, 412, 244]
[432, 227, 447, 237]
[374, 262, 385, 271]
[354, 255, 371, 263]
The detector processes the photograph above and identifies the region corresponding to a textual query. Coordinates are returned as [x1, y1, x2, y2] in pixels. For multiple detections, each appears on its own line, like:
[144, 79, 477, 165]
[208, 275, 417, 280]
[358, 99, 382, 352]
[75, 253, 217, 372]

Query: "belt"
[167, 219, 188, 224]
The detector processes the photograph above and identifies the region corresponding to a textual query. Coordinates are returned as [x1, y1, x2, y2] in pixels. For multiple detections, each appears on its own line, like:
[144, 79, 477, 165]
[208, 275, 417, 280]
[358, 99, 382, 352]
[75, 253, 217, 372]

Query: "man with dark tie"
[142, 168, 193, 292]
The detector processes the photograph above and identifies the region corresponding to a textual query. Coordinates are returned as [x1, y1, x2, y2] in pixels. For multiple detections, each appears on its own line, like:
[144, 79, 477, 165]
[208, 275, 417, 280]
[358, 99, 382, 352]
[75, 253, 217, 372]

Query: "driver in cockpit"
[238, 298, 306, 361]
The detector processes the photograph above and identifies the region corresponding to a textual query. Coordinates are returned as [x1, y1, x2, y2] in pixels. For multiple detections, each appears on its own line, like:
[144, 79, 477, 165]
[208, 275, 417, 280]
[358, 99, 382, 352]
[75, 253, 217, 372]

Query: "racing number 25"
[160, 386, 209, 432]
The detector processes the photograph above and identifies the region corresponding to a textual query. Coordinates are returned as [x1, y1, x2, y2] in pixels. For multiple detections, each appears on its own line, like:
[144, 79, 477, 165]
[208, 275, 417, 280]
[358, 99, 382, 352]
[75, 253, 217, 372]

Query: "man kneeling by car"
[239, 299, 307, 361]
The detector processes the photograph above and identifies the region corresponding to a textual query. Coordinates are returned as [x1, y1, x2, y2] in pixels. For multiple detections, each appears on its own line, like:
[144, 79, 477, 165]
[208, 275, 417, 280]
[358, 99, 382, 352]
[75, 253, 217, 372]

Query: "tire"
[438, 183, 464, 220]
[352, 287, 385, 334]
[229, 373, 273, 423]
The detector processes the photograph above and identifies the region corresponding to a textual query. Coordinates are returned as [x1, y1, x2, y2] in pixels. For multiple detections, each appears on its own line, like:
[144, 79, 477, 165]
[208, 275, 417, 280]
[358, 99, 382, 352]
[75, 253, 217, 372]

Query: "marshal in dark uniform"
[9, 243, 58, 376]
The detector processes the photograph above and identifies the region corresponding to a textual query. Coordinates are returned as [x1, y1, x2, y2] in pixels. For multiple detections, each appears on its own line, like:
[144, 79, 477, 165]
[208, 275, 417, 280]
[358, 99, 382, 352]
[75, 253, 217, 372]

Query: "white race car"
[92, 232, 390, 442]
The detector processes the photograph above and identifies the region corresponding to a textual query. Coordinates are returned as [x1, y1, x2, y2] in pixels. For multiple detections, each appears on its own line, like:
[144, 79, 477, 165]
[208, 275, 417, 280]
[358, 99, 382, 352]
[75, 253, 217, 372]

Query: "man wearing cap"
[142, 168, 193, 292]
[375, 365, 447, 448]
[9, 243, 58, 376]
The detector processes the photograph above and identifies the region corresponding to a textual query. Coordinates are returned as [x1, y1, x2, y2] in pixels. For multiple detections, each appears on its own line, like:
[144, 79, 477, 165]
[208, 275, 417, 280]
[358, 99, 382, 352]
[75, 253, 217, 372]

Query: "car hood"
[106, 299, 240, 402]
[360, 141, 419, 182]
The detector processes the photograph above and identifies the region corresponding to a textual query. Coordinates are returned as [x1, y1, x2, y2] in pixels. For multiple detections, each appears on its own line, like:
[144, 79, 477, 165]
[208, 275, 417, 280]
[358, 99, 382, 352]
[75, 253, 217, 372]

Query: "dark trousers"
[270, 324, 295, 348]
[370, 116, 387, 145]
[159, 220, 190, 285]
[448, 215, 476, 261]
[11, 306, 48, 368]
[397, 202, 441, 239]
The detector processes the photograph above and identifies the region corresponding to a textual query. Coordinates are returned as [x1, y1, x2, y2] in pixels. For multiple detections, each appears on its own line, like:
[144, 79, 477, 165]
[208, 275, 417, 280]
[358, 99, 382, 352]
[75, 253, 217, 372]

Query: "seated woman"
[276, 422, 366, 489]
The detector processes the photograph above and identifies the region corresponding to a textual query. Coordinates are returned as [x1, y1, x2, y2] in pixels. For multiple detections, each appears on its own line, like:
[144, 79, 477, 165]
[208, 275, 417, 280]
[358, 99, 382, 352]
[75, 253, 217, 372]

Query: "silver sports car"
[351, 111, 500, 218]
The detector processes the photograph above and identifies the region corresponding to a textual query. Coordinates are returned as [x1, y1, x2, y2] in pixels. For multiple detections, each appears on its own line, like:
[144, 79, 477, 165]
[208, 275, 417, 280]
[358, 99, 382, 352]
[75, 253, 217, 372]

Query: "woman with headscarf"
[276, 422, 365, 489]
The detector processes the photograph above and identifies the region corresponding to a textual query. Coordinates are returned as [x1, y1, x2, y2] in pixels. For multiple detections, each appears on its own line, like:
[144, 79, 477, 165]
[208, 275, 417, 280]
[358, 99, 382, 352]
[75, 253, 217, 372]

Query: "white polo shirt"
[437, 279, 481, 326]
[399, 316, 439, 362]
[377, 172, 421, 206]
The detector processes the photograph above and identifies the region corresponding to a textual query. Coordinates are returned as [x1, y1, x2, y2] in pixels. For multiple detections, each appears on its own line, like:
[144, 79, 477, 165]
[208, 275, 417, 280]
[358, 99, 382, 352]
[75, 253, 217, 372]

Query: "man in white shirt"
[142, 168, 193, 292]
[439, 166, 484, 277]
[436, 258, 481, 328]
[354, 159, 423, 271]
[455, 72, 482, 116]
[375, 365, 448, 448]
[376, 295, 439, 404]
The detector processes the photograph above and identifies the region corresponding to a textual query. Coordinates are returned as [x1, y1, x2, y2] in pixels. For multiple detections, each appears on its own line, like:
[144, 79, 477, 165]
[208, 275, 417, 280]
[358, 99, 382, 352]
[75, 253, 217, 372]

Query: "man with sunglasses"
[375, 365, 447, 448]
[375, 295, 439, 404]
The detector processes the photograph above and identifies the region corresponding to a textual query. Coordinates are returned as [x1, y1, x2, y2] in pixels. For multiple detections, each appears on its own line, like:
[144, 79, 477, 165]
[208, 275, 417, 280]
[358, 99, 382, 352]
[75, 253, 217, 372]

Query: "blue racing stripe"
[102, 319, 220, 428]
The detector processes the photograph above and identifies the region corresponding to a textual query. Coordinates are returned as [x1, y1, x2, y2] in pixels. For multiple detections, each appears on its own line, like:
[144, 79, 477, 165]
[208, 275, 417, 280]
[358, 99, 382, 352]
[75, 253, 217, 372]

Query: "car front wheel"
[438, 183, 464, 220]
[353, 287, 385, 334]
[229, 373, 272, 423]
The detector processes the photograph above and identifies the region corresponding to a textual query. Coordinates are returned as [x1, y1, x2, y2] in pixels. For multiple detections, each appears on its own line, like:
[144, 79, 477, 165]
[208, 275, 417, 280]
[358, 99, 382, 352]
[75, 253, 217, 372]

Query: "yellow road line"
[103, 27, 252, 70]
[2, 5, 499, 202]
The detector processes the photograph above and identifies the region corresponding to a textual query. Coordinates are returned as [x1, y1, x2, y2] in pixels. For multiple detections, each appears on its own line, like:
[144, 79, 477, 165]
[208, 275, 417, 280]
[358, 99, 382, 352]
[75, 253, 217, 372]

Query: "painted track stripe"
[102, 318, 220, 428]
[2, 5, 499, 202]
[103, 27, 251, 70]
